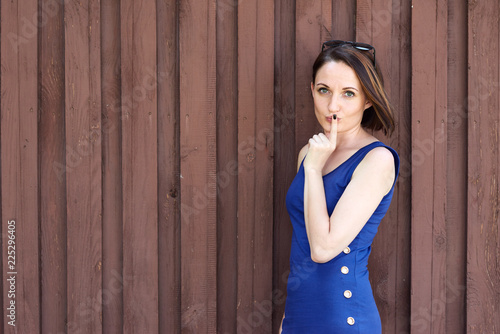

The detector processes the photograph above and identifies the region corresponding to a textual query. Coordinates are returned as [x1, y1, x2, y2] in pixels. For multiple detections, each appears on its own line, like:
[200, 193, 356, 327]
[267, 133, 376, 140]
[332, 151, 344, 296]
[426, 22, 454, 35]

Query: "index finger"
[329, 113, 338, 145]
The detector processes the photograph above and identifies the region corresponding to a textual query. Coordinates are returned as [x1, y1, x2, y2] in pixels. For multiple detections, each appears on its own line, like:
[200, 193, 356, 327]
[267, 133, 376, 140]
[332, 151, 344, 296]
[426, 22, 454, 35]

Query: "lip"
[326, 116, 340, 123]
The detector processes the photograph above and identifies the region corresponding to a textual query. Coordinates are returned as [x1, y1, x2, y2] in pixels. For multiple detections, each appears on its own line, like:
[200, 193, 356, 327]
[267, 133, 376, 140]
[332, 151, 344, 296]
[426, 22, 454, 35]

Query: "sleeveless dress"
[282, 141, 400, 334]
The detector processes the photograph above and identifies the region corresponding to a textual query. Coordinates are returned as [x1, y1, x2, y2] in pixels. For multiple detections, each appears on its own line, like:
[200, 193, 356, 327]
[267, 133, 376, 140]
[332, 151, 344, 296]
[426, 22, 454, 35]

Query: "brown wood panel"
[5, 2, 500, 333]
[410, 1, 435, 332]
[446, 1, 468, 332]
[1, 0, 40, 332]
[272, 0, 296, 332]
[101, 0, 124, 332]
[178, 0, 217, 332]
[332, 0, 356, 41]
[64, 0, 103, 332]
[357, 1, 412, 333]
[388, 2, 412, 333]
[236, 1, 274, 332]
[247, 0, 275, 333]
[467, 0, 500, 332]
[39, 0, 68, 331]
[216, 0, 238, 333]
[429, 2, 448, 333]
[120, 0, 159, 332]
[410, 0, 449, 333]
[157, 0, 181, 333]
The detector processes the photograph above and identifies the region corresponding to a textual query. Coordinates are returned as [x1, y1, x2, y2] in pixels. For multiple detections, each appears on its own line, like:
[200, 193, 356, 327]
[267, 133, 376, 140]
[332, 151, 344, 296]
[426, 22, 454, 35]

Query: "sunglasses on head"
[321, 40, 376, 69]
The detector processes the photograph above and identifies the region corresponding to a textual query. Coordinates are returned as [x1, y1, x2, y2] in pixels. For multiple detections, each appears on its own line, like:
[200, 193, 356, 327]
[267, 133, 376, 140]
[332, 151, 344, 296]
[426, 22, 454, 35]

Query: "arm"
[304, 146, 395, 263]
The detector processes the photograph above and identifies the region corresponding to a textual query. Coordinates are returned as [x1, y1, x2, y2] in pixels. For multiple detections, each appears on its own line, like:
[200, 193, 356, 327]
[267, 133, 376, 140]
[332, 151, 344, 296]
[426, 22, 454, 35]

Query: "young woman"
[280, 40, 399, 333]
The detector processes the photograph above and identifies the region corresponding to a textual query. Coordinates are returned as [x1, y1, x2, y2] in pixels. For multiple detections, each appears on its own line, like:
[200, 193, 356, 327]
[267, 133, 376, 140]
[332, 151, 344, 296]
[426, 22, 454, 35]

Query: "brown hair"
[312, 45, 395, 136]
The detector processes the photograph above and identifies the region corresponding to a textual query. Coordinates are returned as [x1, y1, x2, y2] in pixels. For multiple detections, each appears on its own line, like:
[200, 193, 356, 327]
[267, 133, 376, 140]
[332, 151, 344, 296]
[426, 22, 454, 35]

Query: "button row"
[341, 251, 353, 326]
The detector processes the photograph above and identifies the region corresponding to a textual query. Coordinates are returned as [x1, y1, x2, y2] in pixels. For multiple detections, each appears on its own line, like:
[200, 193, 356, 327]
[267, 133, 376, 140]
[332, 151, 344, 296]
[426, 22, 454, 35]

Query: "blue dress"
[282, 141, 400, 333]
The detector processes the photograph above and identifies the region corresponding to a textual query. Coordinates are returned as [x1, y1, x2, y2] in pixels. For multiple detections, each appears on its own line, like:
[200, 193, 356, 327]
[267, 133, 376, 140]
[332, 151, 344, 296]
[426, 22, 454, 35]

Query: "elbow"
[310, 247, 331, 263]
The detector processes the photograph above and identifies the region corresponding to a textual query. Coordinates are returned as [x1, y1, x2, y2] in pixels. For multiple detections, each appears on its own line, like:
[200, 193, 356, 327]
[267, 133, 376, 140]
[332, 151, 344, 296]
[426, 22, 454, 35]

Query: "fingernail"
[333, 114, 337, 120]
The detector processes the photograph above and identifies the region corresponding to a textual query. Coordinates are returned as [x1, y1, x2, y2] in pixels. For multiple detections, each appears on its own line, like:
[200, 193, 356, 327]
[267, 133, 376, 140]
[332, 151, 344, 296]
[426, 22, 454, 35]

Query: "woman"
[279, 40, 399, 333]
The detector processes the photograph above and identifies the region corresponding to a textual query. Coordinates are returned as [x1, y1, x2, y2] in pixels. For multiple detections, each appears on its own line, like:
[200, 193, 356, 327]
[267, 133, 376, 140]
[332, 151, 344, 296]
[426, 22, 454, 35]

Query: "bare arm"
[303, 146, 395, 262]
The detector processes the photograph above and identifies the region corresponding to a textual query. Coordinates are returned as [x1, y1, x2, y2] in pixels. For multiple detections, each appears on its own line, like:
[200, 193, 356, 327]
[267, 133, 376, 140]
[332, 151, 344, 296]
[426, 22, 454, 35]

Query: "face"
[311, 60, 372, 137]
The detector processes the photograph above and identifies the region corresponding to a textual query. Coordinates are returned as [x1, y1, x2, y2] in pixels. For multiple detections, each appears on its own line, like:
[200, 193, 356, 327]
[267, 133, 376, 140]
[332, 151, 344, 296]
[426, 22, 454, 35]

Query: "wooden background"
[1, 0, 499, 333]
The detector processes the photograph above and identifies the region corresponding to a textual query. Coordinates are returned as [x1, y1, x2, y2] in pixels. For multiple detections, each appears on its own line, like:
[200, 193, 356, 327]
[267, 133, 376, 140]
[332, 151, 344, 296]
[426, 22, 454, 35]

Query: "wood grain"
[64, 0, 102, 332]
[272, 0, 296, 332]
[39, 0, 67, 331]
[446, 0, 468, 332]
[237, 0, 275, 333]
[102, 0, 123, 331]
[1, 0, 40, 332]
[216, 0, 238, 332]
[178, 0, 217, 332]
[157, 0, 181, 332]
[120, 0, 159, 332]
[467, 0, 500, 332]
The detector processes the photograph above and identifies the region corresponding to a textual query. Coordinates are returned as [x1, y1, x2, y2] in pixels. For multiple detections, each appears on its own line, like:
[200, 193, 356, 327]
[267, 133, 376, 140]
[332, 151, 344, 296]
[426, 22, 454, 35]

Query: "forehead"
[314, 61, 360, 87]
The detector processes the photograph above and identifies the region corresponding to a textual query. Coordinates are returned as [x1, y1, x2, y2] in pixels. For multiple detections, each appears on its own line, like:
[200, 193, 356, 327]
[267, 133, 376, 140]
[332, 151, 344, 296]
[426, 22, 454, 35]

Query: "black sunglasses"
[321, 40, 376, 69]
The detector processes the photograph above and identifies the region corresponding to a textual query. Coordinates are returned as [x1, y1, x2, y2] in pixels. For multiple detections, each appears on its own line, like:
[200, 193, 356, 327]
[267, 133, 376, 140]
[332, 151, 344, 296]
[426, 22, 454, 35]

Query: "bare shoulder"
[297, 144, 309, 172]
[354, 146, 396, 192]
[364, 146, 395, 166]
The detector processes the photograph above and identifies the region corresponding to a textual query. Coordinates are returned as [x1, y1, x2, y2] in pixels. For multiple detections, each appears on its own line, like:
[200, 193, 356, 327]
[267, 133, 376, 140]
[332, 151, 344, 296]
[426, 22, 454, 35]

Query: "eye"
[344, 90, 355, 97]
[318, 87, 329, 94]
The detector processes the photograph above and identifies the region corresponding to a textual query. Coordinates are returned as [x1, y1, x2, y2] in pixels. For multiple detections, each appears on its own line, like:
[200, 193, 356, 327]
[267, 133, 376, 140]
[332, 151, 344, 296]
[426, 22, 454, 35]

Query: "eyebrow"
[342, 86, 359, 91]
[316, 83, 359, 91]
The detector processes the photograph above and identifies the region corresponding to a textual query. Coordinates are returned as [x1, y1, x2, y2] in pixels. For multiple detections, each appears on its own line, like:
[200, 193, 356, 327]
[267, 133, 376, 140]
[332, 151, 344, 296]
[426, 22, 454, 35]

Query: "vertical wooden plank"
[410, 0, 448, 333]
[410, 1, 435, 332]
[467, 0, 500, 332]
[390, 2, 412, 333]
[236, 0, 274, 332]
[101, 0, 123, 332]
[178, 0, 217, 331]
[357, 1, 412, 333]
[446, 0, 468, 332]
[272, 0, 296, 332]
[157, 0, 181, 333]
[429, 2, 448, 333]
[251, 0, 274, 333]
[39, 0, 67, 332]
[120, 0, 159, 332]
[331, 0, 355, 41]
[64, 0, 102, 332]
[1, 0, 40, 332]
[216, 0, 238, 333]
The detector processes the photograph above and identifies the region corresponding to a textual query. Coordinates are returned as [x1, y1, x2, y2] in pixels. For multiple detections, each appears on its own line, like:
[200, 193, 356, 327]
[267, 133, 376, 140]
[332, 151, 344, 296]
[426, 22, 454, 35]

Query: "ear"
[364, 99, 372, 110]
[310, 82, 314, 96]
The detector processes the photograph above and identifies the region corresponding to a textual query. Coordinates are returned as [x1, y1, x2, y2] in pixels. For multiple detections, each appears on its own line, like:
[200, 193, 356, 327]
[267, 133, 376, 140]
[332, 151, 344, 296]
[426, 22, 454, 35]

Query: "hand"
[303, 114, 338, 172]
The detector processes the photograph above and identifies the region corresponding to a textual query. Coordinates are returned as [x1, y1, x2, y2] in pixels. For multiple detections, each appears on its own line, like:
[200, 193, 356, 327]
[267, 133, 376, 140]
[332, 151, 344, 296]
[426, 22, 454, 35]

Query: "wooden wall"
[0, 0, 498, 333]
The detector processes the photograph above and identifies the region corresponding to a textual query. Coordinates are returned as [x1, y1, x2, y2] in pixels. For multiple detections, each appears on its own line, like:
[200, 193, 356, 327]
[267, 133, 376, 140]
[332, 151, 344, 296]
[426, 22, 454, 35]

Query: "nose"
[328, 95, 340, 113]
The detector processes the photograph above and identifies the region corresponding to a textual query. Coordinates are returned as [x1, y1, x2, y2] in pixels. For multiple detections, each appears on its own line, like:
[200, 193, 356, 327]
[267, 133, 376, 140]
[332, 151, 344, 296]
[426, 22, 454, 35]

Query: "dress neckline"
[320, 141, 382, 177]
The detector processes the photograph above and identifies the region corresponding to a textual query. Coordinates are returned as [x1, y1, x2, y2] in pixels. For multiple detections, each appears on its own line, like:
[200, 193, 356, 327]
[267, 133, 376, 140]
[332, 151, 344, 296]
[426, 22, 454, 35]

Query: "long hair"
[312, 45, 395, 136]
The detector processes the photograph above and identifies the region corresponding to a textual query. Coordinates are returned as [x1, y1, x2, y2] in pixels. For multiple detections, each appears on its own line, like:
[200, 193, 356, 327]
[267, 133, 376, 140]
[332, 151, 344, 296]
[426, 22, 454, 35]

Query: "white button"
[341, 266, 349, 274]
[344, 290, 352, 298]
[347, 317, 355, 325]
[343, 247, 351, 254]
